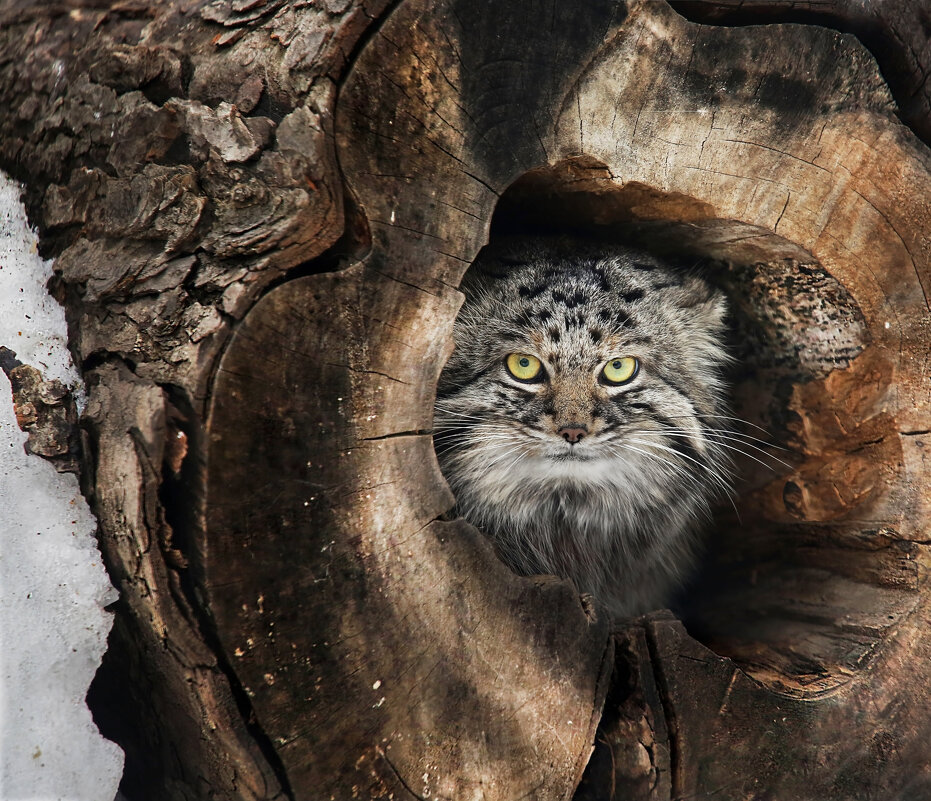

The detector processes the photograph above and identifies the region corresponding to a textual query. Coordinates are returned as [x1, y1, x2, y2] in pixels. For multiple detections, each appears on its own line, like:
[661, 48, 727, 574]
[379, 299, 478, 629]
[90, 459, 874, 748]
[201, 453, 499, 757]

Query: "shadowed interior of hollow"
[468, 159, 918, 699]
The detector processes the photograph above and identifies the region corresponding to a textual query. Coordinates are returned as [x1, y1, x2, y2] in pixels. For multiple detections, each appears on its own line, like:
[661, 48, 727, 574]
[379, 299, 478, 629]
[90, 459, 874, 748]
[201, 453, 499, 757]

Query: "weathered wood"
[206, 267, 613, 799]
[669, 0, 931, 146]
[205, 0, 931, 796]
[637, 611, 931, 800]
[204, 1, 627, 796]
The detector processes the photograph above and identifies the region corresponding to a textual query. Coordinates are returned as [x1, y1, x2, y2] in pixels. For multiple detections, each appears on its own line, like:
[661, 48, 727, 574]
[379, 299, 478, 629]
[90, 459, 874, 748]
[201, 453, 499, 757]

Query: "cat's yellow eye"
[602, 356, 639, 385]
[505, 353, 543, 382]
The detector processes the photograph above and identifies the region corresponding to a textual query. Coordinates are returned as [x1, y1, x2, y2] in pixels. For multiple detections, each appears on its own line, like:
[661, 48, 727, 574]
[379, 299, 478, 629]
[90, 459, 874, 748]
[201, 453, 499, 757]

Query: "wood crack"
[379, 750, 427, 801]
[362, 429, 432, 441]
[642, 620, 680, 801]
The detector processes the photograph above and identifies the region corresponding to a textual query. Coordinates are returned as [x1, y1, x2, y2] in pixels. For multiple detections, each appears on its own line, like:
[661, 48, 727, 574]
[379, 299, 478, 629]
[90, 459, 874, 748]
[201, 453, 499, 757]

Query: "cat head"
[435, 238, 731, 519]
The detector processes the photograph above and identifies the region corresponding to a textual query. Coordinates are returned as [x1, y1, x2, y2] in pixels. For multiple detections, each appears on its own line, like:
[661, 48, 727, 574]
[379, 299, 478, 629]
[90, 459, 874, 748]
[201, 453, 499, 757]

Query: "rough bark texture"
[0, 0, 390, 797]
[0, 0, 929, 799]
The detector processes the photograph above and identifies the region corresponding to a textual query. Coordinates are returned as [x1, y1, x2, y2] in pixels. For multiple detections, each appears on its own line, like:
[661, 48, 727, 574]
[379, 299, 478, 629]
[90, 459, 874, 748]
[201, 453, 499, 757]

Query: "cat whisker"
[622, 437, 736, 500]
[654, 428, 795, 470]
[496, 448, 532, 477]
[704, 431, 791, 453]
[664, 412, 774, 437]
[434, 437, 524, 454]
[433, 428, 522, 440]
[705, 441, 792, 474]
[434, 404, 495, 416]
[447, 434, 527, 450]
[434, 412, 504, 425]
[609, 438, 709, 487]
[433, 421, 526, 435]
[661, 433, 792, 472]
[611, 441, 725, 520]
[434, 428, 523, 441]
[444, 427, 524, 438]
[672, 424, 788, 449]
[617, 440, 739, 521]
[704, 443, 793, 472]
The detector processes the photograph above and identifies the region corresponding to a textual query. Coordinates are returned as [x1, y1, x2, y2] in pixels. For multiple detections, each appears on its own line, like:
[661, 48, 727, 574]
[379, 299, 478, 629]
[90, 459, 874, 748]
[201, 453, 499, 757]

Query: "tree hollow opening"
[447, 158, 918, 699]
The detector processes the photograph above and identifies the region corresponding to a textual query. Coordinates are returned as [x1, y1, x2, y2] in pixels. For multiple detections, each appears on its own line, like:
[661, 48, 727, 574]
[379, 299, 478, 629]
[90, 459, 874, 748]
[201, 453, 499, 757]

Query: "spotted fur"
[435, 238, 732, 620]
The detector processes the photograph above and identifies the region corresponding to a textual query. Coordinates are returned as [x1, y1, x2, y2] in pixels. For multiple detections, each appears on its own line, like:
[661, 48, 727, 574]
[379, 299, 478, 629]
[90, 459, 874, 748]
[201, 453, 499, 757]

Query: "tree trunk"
[1, 0, 929, 799]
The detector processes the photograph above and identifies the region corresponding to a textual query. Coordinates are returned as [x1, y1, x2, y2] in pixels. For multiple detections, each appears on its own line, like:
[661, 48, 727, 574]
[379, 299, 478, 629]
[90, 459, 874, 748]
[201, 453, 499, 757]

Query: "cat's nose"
[558, 425, 588, 444]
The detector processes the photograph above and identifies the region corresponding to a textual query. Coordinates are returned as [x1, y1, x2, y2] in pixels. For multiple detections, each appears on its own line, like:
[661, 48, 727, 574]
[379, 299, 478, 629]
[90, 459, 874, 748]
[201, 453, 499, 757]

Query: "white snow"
[0, 179, 81, 394]
[0, 173, 124, 799]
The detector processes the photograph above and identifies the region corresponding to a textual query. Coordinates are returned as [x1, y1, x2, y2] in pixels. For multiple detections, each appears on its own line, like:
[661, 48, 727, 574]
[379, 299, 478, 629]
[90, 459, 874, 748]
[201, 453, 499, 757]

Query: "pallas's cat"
[434, 238, 731, 619]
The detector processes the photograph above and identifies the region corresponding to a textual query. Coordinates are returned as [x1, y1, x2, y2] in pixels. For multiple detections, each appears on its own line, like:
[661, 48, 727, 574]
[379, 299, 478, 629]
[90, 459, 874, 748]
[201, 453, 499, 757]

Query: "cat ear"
[681, 277, 727, 332]
[697, 291, 728, 333]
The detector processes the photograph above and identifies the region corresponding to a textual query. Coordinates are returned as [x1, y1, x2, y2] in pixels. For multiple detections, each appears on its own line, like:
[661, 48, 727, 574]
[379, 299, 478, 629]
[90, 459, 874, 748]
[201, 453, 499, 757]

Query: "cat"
[434, 237, 732, 620]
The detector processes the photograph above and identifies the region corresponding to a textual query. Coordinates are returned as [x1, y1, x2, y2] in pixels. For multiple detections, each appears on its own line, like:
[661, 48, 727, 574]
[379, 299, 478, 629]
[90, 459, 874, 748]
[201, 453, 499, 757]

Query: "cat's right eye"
[601, 356, 639, 385]
[505, 353, 544, 382]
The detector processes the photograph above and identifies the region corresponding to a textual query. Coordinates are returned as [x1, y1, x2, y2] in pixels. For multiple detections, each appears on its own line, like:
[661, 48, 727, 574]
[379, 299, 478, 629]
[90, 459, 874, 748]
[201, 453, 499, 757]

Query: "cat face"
[436, 241, 730, 505]
[434, 238, 733, 615]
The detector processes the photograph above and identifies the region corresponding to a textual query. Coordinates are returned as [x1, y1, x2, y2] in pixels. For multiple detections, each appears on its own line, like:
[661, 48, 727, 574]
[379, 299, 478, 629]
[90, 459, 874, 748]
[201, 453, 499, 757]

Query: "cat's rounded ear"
[682, 277, 728, 332]
[699, 290, 728, 333]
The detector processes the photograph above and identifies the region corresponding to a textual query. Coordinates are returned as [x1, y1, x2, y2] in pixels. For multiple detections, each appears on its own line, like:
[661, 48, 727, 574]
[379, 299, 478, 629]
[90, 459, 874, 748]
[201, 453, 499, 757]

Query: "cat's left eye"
[602, 356, 639, 385]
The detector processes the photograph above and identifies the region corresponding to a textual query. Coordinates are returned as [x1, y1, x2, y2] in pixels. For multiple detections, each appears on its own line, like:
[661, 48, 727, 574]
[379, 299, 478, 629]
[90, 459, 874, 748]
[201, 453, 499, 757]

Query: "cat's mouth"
[545, 448, 595, 462]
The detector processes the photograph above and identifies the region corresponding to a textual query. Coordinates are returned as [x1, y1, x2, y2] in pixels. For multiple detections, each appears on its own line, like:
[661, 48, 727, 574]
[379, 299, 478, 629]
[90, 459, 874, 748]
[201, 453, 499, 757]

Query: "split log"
[0, 0, 929, 799]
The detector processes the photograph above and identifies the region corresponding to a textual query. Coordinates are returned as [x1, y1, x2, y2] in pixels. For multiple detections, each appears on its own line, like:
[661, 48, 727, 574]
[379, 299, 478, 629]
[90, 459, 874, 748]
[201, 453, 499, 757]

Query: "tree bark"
[1, 1, 929, 799]
[1, 1, 385, 797]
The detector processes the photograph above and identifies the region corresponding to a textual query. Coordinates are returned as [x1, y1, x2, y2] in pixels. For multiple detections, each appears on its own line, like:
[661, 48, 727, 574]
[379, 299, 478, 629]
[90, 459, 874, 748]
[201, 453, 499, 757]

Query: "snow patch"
[0, 173, 124, 799]
[0, 178, 81, 395]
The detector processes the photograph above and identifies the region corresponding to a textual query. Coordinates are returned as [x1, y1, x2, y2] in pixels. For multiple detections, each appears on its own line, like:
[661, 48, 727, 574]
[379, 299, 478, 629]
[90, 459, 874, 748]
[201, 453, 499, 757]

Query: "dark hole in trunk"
[453, 157, 917, 700]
